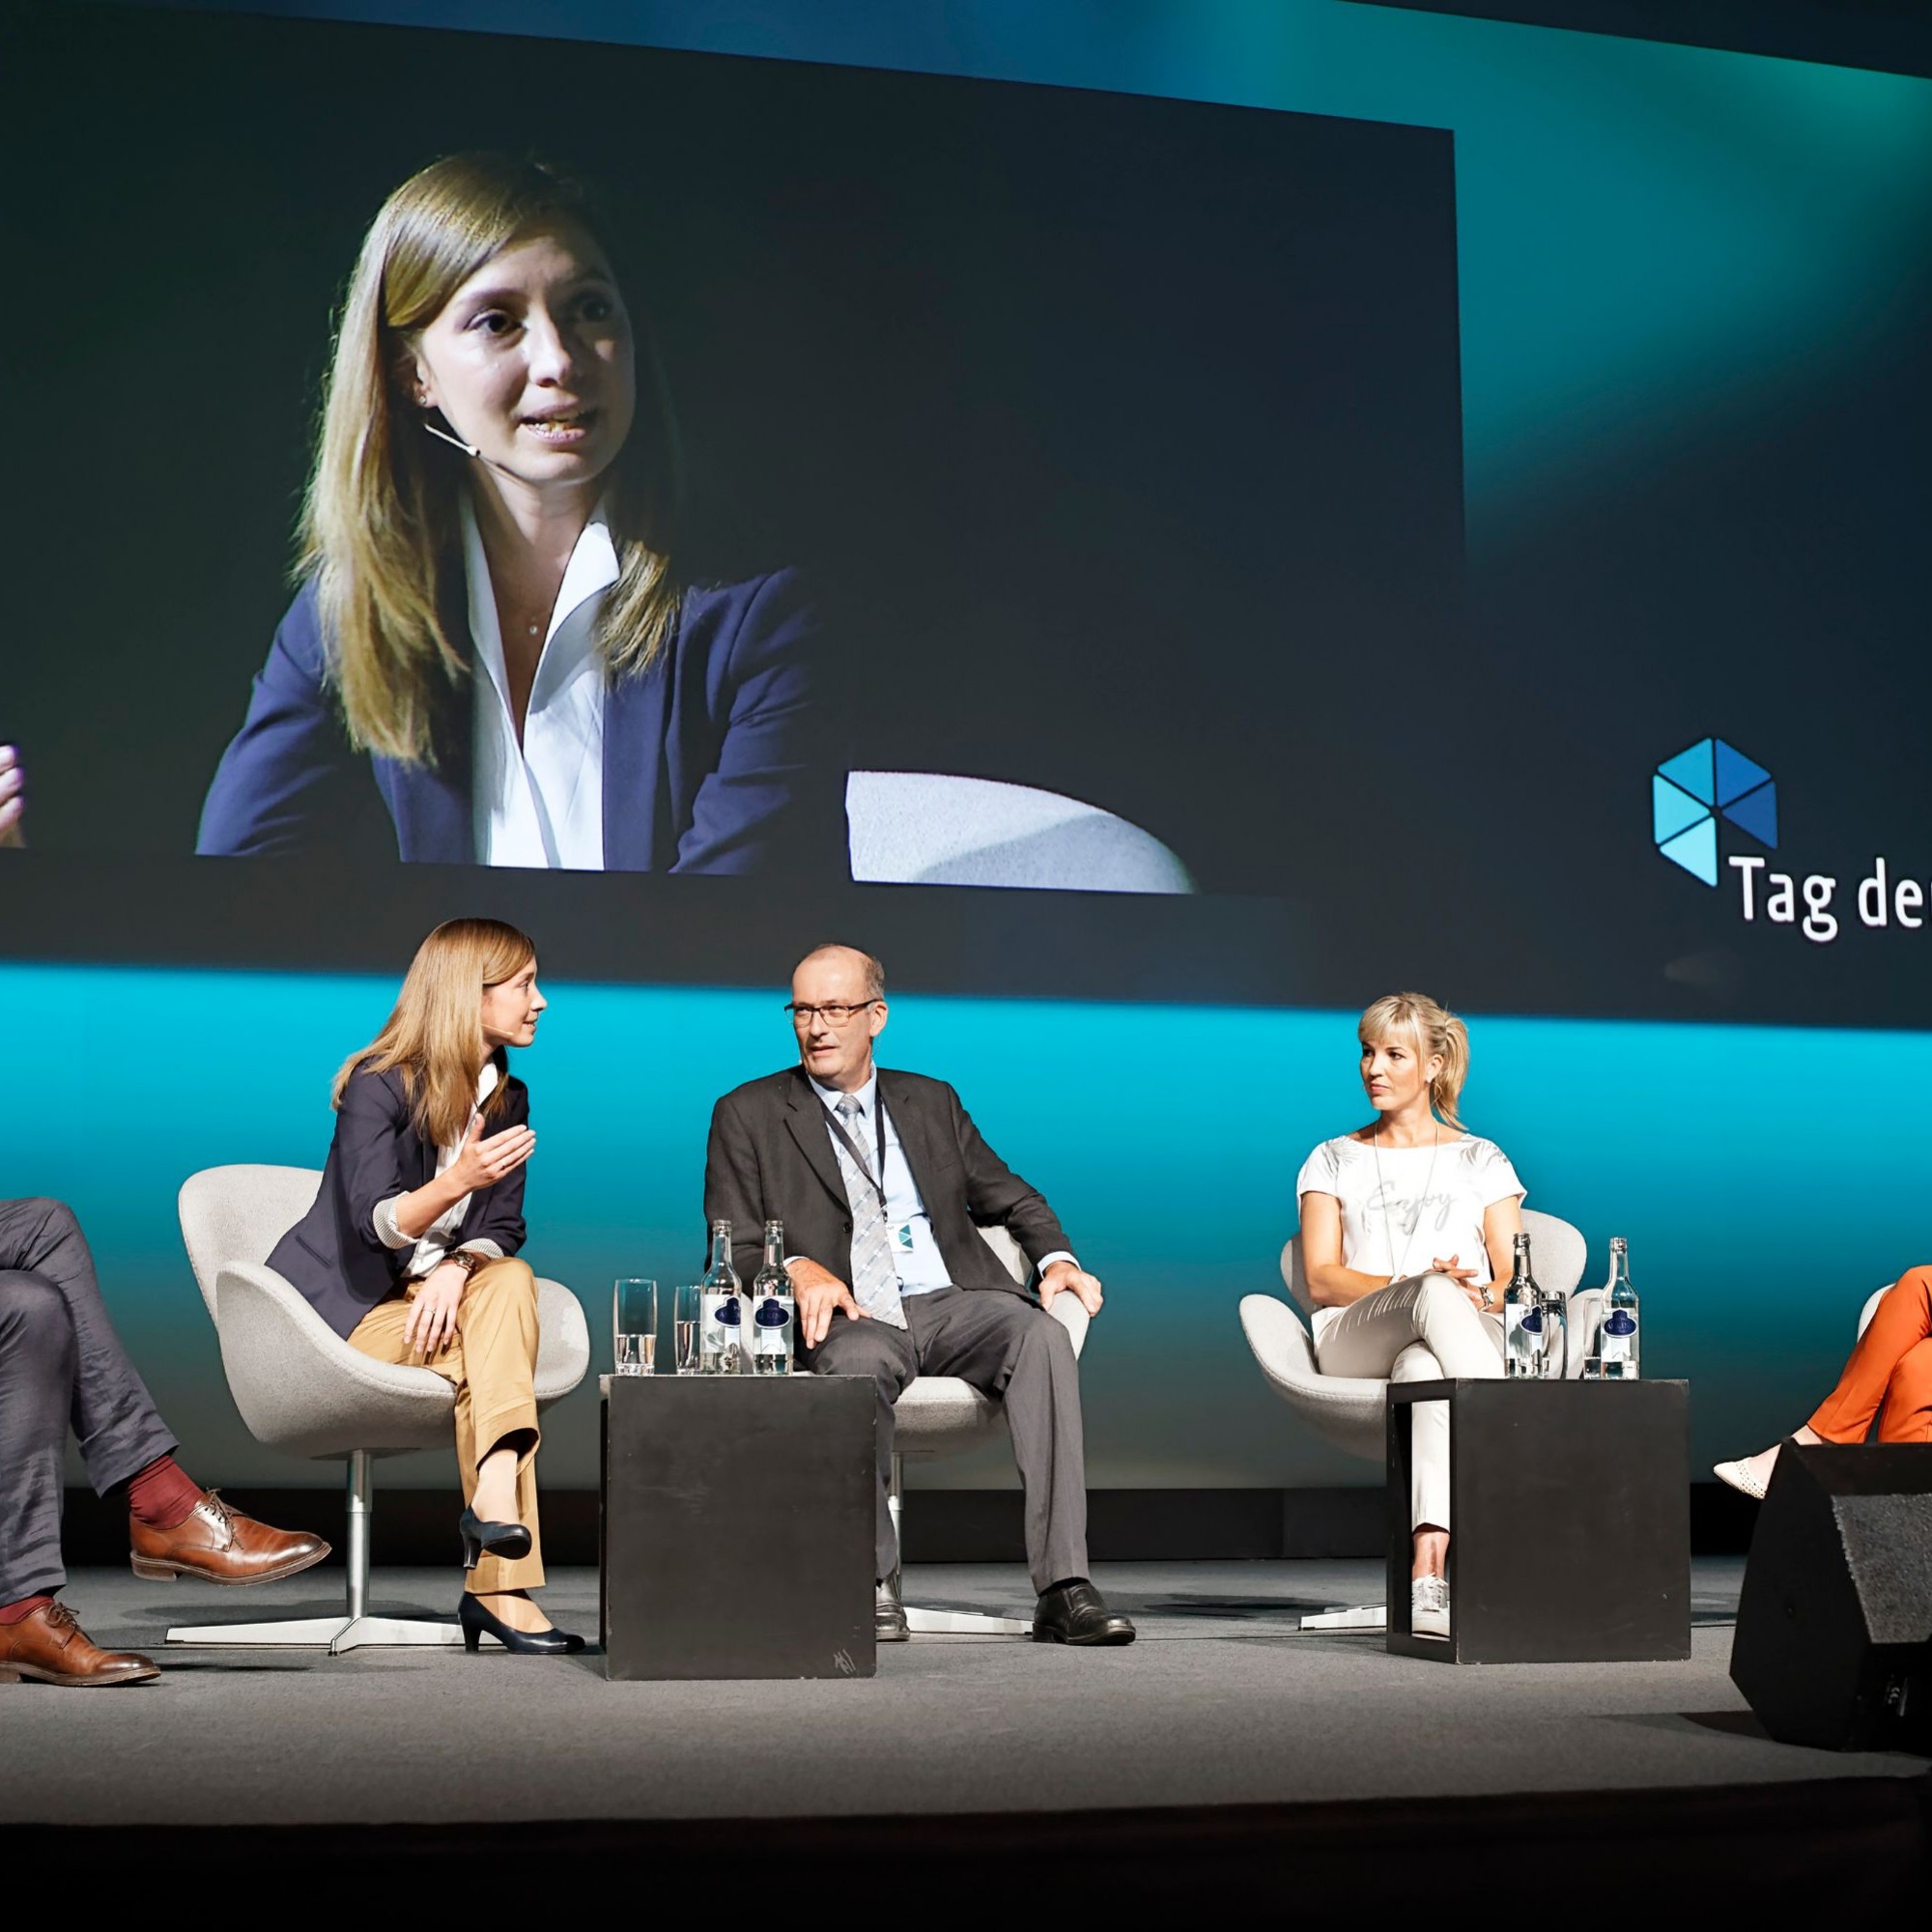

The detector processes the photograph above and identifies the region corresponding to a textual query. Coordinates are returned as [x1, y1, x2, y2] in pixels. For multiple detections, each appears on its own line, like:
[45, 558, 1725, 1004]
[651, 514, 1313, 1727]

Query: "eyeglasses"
[783, 1000, 879, 1028]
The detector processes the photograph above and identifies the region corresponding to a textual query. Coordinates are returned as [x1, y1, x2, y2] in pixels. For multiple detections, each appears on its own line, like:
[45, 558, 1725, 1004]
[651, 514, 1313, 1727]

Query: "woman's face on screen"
[410, 227, 636, 499]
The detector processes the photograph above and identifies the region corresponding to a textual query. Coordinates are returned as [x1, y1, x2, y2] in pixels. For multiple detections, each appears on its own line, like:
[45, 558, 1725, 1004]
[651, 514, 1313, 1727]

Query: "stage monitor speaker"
[1730, 1445, 1932, 1754]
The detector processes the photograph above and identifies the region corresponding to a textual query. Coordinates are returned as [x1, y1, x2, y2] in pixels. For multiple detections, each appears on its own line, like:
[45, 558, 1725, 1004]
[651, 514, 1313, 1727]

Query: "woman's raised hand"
[0, 746, 25, 848]
[447, 1115, 536, 1193]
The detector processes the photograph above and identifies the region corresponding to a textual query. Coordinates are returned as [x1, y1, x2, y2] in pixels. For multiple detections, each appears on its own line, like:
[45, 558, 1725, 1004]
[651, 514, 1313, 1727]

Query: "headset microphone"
[422, 418, 479, 458]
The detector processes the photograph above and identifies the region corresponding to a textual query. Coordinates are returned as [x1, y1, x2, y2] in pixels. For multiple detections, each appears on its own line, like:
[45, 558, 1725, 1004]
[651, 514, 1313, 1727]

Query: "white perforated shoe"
[1712, 1457, 1769, 1500]
[1410, 1575, 1451, 1638]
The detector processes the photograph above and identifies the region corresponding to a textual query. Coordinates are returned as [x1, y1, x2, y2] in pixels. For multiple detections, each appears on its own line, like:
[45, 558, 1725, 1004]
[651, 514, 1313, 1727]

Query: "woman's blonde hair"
[300, 152, 681, 765]
[333, 918, 537, 1148]
[1359, 990, 1471, 1130]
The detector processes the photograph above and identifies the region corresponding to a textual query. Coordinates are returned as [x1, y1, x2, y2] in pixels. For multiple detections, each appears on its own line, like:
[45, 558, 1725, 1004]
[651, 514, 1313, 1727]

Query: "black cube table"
[1387, 1378, 1691, 1664]
[600, 1373, 876, 1680]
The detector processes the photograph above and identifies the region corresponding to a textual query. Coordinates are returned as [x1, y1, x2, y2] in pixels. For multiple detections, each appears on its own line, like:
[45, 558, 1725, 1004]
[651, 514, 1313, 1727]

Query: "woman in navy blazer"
[270, 916, 582, 1653]
[197, 152, 839, 875]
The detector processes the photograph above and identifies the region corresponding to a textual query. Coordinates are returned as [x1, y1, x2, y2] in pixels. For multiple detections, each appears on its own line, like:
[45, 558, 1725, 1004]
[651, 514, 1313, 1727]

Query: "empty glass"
[674, 1284, 704, 1374]
[612, 1277, 658, 1376]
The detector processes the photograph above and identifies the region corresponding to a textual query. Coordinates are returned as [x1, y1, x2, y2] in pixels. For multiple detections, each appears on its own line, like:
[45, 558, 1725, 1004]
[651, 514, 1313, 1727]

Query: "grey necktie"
[833, 1095, 907, 1329]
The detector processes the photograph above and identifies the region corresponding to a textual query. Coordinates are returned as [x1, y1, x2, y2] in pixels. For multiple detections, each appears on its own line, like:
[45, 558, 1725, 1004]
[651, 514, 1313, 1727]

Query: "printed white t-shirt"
[1294, 1133, 1525, 1322]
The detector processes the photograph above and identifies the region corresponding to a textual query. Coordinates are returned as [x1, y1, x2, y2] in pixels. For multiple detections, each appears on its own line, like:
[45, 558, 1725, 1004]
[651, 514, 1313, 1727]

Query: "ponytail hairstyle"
[333, 917, 537, 1148]
[1358, 991, 1471, 1131]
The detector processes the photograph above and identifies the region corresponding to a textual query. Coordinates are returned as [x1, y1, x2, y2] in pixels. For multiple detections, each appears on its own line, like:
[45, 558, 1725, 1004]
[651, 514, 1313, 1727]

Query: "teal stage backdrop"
[0, 960, 1913, 1492]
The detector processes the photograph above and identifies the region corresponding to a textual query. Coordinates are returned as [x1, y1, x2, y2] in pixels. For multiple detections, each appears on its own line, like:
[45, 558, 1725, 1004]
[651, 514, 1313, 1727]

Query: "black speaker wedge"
[1731, 1444, 1932, 1754]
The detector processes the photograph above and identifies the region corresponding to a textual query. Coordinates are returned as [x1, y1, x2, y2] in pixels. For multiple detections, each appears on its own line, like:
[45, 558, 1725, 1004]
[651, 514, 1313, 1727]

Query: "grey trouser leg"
[907, 1288, 1090, 1595]
[799, 1314, 918, 1580]
[0, 1198, 175, 1495]
[0, 1270, 80, 1602]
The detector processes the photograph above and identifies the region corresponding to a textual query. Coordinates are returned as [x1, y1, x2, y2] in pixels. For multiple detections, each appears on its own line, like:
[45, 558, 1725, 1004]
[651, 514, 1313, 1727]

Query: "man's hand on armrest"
[1039, 1260, 1103, 1319]
[784, 1256, 868, 1349]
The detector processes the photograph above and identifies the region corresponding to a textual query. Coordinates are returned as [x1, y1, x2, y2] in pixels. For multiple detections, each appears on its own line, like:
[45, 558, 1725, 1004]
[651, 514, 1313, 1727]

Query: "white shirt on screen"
[464, 493, 616, 869]
[808, 1071, 1074, 1293]
[372, 1062, 506, 1276]
[1294, 1132, 1524, 1340]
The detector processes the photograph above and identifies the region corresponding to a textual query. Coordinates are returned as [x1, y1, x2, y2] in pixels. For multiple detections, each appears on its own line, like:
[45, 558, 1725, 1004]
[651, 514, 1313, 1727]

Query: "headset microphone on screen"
[422, 417, 478, 458]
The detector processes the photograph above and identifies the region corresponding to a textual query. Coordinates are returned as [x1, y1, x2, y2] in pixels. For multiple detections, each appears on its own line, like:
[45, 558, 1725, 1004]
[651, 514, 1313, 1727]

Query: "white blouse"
[1295, 1133, 1525, 1292]
[371, 1062, 504, 1276]
[464, 495, 618, 869]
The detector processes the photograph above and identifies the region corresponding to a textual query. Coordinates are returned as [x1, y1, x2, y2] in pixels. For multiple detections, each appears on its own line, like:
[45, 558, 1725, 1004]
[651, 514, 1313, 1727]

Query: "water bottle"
[1600, 1235, 1639, 1378]
[1502, 1231, 1543, 1378]
[1538, 1270, 1569, 1379]
[699, 1218, 744, 1374]
[751, 1219, 795, 1376]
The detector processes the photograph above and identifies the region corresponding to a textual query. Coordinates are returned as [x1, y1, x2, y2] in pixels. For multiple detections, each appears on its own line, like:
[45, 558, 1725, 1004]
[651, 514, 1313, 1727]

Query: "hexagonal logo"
[1653, 738, 1776, 886]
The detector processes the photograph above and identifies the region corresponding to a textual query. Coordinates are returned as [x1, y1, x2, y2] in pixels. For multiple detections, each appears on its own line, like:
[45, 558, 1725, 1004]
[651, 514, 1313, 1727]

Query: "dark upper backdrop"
[2, 0, 1928, 1029]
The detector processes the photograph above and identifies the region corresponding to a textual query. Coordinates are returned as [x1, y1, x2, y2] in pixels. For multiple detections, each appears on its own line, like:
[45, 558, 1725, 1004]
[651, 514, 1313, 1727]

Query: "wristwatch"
[440, 1248, 489, 1279]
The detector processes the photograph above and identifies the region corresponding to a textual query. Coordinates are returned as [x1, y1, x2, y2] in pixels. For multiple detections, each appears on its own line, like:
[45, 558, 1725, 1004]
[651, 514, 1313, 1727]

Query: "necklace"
[1369, 1120, 1440, 1283]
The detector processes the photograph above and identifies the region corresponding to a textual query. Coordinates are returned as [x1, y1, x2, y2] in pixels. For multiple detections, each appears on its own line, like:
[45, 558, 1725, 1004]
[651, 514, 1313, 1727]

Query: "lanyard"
[823, 1089, 891, 1213]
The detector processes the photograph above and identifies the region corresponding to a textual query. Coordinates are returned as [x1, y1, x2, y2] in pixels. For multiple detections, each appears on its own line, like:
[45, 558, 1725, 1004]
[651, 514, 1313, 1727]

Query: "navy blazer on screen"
[197, 566, 840, 873]
[269, 1063, 528, 1341]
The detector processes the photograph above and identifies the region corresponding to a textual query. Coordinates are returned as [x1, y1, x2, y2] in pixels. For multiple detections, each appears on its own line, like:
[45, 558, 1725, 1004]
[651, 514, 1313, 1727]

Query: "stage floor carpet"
[7, 1558, 1926, 1901]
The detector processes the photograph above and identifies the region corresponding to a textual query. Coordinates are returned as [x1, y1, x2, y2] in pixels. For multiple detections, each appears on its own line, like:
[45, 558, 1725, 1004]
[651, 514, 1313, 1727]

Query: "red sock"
[0, 1594, 55, 1625]
[125, 1455, 203, 1530]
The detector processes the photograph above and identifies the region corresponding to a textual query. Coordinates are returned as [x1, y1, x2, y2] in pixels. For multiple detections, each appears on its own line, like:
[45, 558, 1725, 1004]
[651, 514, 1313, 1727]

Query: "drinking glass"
[674, 1284, 704, 1374]
[612, 1277, 658, 1376]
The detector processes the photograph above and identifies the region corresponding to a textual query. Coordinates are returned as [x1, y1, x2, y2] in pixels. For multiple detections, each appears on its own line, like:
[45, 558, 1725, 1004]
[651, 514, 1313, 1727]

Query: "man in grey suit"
[704, 943, 1134, 1646]
[0, 1197, 328, 1686]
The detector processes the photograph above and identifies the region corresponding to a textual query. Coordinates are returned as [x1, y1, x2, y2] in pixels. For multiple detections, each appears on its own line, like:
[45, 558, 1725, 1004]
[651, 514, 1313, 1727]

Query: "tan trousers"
[347, 1257, 545, 1592]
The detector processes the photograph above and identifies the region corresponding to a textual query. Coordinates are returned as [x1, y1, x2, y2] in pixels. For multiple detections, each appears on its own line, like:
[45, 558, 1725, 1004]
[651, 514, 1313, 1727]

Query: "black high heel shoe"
[458, 1590, 585, 1655]
[459, 1506, 533, 1570]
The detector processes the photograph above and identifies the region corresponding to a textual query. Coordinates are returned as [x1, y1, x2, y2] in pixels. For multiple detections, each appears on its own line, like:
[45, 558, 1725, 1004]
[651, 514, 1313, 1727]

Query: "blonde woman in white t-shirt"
[1295, 992, 1525, 1638]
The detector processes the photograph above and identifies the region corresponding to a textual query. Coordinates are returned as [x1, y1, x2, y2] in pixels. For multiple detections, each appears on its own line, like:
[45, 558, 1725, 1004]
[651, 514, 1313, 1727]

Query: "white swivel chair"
[889, 1223, 1091, 1634]
[1239, 1208, 1593, 1630]
[170, 1164, 590, 1654]
[845, 770, 1192, 894]
[1858, 1286, 1889, 1340]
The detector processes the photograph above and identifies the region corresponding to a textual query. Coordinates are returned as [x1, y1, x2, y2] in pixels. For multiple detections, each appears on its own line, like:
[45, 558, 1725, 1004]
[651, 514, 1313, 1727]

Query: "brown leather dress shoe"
[129, 1491, 330, 1585]
[0, 1602, 159, 1686]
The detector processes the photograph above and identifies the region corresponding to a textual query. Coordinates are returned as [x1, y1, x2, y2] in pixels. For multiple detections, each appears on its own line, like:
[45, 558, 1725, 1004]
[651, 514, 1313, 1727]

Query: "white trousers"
[1315, 1273, 1505, 1531]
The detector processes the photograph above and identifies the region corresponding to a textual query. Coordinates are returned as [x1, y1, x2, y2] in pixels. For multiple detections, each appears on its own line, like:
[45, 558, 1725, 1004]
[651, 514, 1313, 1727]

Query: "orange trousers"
[348, 1257, 545, 1591]
[1807, 1265, 1932, 1445]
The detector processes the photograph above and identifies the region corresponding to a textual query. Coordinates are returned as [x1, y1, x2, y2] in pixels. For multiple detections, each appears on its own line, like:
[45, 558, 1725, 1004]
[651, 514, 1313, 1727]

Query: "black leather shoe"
[1033, 1579, 1135, 1646]
[459, 1506, 533, 1570]
[459, 1591, 584, 1655]
[875, 1577, 909, 1642]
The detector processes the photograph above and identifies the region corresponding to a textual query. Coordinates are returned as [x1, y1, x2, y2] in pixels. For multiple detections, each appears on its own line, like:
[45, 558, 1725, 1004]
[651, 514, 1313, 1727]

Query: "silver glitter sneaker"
[1410, 1574, 1451, 1638]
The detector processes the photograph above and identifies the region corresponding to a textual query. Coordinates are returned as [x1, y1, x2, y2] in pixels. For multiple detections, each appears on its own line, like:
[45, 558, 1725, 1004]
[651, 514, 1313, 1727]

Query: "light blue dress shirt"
[809, 1070, 1073, 1294]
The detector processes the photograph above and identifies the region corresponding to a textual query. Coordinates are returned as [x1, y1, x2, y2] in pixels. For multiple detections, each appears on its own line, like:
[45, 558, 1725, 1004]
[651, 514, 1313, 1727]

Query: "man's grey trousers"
[0, 1198, 175, 1602]
[800, 1285, 1088, 1594]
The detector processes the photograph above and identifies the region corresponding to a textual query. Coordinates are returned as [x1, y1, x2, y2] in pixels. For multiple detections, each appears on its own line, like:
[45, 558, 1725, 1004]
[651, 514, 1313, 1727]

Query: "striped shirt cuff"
[372, 1196, 412, 1251]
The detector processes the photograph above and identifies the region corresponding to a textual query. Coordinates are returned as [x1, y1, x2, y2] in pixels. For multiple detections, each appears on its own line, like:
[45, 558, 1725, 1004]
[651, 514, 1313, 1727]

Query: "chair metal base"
[904, 1605, 1034, 1636]
[164, 1613, 485, 1655]
[158, 1451, 493, 1657]
[888, 1455, 1037, 1638]
[1300, 1604, 1387, 1632]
